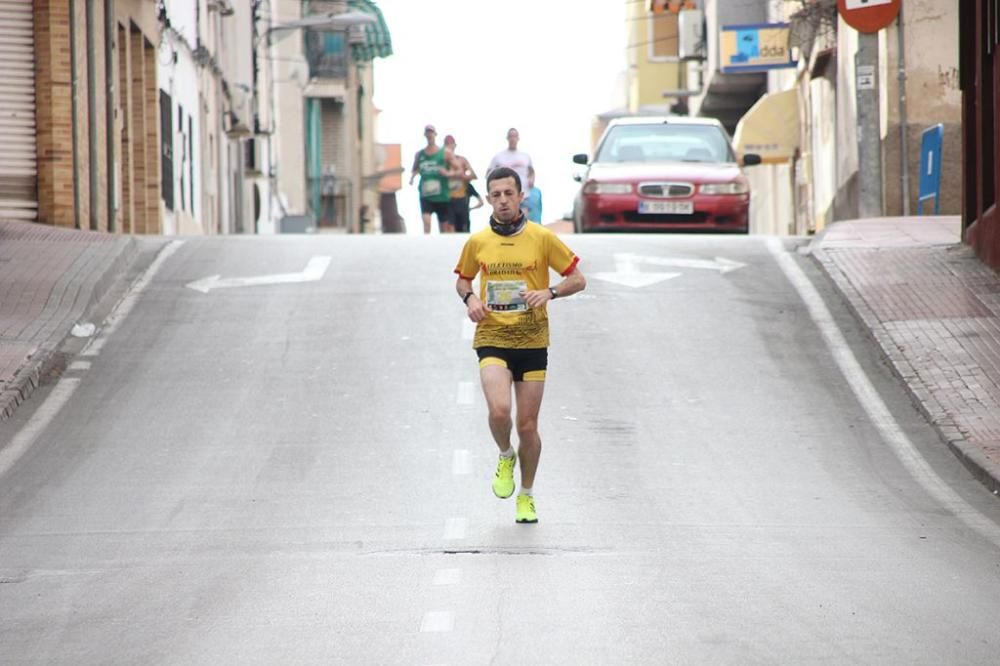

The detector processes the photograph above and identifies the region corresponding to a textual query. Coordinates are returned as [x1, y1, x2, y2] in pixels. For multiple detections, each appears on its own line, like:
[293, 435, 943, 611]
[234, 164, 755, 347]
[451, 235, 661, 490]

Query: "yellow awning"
[734, 88, 799, 163]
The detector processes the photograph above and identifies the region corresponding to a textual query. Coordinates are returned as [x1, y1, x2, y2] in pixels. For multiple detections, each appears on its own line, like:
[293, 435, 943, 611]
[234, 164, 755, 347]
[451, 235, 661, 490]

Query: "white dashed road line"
[420, 611, 454, 633]
[443, 517, 468, 540]
[433, 568, 462, 586]
[451, 449, 471, 475]
[456, 381, 475, 405]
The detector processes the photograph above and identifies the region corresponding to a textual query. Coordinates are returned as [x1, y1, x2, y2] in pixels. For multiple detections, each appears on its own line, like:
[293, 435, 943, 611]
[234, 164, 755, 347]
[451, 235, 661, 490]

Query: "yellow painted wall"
[625, 1, 683, 113]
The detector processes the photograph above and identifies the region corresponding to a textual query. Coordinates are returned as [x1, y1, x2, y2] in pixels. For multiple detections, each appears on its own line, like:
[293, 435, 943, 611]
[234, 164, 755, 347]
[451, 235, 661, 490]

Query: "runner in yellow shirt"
[454, 166, 587, 523]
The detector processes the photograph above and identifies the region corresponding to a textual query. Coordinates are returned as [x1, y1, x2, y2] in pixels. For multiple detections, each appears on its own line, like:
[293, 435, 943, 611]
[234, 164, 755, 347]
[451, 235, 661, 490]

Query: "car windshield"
[595, 123, 735, 164]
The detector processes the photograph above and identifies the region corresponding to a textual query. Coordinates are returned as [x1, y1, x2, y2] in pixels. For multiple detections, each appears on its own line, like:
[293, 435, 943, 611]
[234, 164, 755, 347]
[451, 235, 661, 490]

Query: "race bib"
[421, 179, 442, 197]
[486, 280, 527, 312]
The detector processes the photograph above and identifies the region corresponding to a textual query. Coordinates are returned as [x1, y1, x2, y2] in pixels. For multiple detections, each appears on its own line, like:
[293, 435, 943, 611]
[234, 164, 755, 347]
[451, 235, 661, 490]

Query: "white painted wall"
[158, 0, 202, 235]
[272, 0, 308, 218]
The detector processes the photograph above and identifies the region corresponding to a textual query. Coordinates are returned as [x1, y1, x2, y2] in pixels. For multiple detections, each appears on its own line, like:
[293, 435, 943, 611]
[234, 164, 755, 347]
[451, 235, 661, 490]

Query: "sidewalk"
[810, 215, 1000, 495]
[0, 220, 152, 423]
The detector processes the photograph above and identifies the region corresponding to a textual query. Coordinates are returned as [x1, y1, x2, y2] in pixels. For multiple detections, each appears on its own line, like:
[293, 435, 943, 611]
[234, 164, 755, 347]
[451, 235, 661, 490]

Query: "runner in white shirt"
[486, 128, 533, 211]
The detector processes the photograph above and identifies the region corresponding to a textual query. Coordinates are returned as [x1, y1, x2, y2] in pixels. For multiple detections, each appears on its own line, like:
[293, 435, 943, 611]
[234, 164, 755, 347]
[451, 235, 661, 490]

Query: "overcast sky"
[372, 0, 627, 233]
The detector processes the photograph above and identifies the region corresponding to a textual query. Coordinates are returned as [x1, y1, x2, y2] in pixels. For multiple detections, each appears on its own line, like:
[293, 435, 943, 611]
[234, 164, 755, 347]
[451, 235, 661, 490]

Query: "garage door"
[0, 0, 37, 221]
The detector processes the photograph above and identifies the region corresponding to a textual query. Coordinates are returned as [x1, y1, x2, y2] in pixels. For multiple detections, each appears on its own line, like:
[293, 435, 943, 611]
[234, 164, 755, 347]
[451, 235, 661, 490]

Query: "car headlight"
[700, 182, 749, 195]
[583, 182, 633, 195]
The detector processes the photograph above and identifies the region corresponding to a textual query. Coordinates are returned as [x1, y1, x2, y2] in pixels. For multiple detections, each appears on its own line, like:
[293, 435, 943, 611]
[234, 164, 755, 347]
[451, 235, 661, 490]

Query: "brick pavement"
[812, 215, 1000, 495]
[0, 220, 140, 422]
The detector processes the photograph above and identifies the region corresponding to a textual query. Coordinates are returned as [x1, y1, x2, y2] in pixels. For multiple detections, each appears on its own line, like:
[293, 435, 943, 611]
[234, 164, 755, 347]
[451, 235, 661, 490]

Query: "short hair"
[487, 166, 522, 193]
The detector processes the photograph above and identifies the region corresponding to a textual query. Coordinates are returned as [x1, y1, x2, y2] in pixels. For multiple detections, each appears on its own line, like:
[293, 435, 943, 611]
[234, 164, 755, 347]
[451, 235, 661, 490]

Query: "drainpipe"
[105, 0, 116, 232]
[86, 0, 99, 230]
[897, 7, 910, 215]
[69, 0, 81, 230]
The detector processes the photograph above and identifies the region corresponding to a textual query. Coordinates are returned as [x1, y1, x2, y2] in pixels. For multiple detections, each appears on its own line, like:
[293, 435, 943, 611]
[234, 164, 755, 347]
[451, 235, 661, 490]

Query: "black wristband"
[548, 286, 558, 300]
[462, 291, 474, 305]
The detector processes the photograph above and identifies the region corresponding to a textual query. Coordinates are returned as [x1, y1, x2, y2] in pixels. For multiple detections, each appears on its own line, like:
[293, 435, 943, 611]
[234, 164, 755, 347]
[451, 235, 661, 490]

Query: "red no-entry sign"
[837, 0, 901, 33]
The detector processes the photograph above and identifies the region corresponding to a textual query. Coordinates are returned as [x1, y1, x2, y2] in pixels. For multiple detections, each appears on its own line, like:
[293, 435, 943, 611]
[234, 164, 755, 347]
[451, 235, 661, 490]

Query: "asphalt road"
[2, 233, 999, 665]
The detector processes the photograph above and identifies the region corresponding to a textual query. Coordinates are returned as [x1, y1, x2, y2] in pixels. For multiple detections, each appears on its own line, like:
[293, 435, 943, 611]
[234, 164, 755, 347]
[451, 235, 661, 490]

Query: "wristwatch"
[548, 287, 558, 300]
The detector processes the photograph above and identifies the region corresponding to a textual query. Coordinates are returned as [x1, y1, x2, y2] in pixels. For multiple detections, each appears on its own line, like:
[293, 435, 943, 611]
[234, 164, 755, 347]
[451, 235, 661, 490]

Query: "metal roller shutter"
[0, 0, 37, 221]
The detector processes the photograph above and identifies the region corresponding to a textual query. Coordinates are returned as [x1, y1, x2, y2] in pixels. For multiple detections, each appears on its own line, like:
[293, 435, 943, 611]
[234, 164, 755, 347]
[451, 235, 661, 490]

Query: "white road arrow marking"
[620, 253, 747, 273]
[593, 253, 680, 288]
[594, 253, 747, 288]
[185, 256, 332, 293]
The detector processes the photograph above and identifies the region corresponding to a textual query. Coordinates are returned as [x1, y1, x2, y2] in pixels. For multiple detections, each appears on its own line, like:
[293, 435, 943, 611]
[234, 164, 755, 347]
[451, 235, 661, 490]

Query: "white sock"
[521, 486, 533, 496]
[499, 447, 514, 458]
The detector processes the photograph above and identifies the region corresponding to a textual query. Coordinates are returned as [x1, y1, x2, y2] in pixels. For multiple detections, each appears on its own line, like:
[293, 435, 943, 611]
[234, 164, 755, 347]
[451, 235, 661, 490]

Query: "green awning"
[348, 0, 393, 61]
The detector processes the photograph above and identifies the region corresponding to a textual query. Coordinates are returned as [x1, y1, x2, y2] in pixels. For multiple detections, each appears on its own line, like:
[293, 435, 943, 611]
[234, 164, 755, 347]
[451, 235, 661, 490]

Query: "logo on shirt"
[482, 260, 537, 276]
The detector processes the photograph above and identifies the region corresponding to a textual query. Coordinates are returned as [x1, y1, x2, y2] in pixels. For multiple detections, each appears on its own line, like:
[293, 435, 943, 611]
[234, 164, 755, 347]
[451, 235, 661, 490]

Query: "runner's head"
[424, 124, 437, 146]
[506, 127, 519, 150]
[486, 167, 523, 223]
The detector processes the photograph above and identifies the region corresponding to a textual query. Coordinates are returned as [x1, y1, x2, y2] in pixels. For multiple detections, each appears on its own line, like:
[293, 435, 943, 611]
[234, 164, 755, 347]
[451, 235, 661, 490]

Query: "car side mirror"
[572, 153, 589, 165]
[742, 153, 762, 166]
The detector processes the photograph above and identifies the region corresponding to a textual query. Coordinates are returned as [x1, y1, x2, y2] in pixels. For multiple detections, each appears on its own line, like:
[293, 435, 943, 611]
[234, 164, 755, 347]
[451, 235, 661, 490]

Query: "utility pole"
[838, 0, 901, 219]
[855, 31, 883, 218]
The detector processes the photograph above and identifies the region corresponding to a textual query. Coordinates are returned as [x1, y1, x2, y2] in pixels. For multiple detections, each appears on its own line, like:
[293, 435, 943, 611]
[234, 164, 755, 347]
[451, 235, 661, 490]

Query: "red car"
[571, 116, 761, 233]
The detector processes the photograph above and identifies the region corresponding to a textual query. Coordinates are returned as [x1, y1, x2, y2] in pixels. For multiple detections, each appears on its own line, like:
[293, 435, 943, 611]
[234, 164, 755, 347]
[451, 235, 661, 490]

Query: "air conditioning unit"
[678, 9, 706, 61]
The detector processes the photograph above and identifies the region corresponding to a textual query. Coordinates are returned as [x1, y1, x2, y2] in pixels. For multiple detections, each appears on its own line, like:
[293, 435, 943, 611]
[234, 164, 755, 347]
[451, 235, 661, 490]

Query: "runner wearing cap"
[410, 124, 460, 233]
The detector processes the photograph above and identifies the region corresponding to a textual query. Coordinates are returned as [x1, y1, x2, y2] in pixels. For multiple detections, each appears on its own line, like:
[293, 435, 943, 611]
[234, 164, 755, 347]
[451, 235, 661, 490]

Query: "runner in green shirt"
[409, 124, 460, 233]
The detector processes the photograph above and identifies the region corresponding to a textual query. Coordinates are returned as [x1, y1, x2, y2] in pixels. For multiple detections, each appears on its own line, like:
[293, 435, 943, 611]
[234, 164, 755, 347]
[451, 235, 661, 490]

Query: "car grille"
[624, 212, 708, 224]
[638, 182, 694, 198]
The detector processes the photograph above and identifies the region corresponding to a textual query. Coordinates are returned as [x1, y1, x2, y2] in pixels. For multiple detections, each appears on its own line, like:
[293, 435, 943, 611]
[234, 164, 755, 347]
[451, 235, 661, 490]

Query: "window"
[159, 90, 174, 211]
[178, 104, 186, 212]
[597, 123, 735, 164]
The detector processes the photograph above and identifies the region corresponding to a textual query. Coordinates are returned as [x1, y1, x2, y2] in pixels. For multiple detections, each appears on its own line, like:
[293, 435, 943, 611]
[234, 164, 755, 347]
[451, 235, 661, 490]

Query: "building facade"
[7, 0, 163, 232]
[271, 0, 392, 234]
[1, 0, 389, 237]
[960, 0, 1000, 269]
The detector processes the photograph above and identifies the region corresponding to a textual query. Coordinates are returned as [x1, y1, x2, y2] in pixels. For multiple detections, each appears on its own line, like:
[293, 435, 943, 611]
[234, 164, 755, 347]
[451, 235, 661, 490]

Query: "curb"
[0, 236, 141, 423]
[809, 244, 1000, 497]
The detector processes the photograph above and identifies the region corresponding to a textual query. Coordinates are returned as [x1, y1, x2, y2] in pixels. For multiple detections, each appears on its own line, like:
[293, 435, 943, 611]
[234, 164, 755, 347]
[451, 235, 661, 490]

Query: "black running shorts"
[476, 346, 548, 382]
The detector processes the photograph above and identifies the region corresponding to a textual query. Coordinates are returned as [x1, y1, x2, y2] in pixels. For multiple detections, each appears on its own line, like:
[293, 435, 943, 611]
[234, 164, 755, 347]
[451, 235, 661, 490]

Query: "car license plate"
[638, 200, 694, 215]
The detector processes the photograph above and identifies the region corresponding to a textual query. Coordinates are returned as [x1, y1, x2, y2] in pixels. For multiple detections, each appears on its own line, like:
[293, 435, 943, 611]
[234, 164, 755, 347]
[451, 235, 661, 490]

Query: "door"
[0, 0, 38, 221]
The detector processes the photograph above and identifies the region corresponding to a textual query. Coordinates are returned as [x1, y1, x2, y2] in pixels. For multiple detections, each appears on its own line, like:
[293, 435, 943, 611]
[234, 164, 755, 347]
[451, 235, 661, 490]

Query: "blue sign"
[917, 124, 944, 216]
[720, 24, 796, 73]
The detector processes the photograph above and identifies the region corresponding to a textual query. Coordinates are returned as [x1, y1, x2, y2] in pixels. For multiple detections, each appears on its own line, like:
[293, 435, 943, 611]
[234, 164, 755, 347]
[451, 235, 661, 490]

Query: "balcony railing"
[305, 32, 348, 80]
[308, 51, 348, 79]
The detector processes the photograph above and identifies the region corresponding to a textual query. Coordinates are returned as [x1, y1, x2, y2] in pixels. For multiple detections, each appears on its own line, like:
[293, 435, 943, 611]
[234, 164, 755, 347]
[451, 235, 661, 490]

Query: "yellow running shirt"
[454, 222, 580, 349]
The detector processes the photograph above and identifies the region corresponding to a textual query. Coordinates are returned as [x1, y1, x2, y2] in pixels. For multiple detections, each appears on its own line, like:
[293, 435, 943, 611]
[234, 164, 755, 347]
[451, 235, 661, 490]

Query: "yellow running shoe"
[515, 494, 537, 523]
[492, 450, 517, 499]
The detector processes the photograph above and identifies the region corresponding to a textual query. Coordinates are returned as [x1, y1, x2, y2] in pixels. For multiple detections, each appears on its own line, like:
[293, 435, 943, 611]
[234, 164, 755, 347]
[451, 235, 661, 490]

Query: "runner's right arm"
[456, 276, 488, 322]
